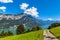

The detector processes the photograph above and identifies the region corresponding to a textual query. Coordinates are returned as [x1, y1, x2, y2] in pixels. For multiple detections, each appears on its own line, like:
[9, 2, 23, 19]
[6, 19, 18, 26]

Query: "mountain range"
[0, 13, 45, 29]
[0, 13, 59, 29]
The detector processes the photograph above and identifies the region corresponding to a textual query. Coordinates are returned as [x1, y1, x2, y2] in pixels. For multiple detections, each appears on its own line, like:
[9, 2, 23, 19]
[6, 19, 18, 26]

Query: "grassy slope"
[50, 26, 60, 40]
[0, 30, 43, 40]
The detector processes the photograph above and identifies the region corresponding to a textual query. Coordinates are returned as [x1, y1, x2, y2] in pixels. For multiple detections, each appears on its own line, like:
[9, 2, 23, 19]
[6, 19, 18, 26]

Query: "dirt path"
[43, 30, 58, 40]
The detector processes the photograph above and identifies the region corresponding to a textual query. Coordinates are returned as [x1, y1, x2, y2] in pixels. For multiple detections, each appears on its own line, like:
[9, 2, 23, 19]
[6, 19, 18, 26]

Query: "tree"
[16, 24, 25, 35]
[48, 22, 60, 29]
[36, 26, 40, 30]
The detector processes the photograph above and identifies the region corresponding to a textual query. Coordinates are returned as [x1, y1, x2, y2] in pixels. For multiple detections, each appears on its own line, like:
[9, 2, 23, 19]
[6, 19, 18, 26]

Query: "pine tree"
[16, 24, 25, 34]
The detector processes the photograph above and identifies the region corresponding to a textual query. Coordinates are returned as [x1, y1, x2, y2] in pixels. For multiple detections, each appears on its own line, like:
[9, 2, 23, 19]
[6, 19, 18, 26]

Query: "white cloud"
[24, 7, 39, 17]
[47, 18, 53, 21]
[20, 3, 29, 10]
[20, 3, 39, 17]
[0, 0, 13, 3]
[0, 6, 6, 12]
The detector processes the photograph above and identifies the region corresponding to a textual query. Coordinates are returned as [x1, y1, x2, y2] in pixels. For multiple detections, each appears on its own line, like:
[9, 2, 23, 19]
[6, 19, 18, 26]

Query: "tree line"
[0, 22, 60, 38]
[16, 24, 41, 35]
[48, 22, 60, 29]
[0, 24, 41, 37]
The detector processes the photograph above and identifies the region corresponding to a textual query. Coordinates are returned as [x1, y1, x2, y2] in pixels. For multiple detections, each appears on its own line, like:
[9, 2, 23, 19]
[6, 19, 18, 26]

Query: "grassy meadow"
[50, 26, 60, 40]
[0, 30, 43, 40]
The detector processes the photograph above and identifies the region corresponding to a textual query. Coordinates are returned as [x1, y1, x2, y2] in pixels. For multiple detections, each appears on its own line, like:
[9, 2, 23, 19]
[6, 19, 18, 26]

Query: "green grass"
[0, 30, 43, 40]
[50, 26, 60, 40]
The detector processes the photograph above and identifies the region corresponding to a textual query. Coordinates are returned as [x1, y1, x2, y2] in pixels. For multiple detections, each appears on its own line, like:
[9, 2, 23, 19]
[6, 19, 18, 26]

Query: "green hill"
[0, 30, 43, 40]
[50, 26, 60, 40]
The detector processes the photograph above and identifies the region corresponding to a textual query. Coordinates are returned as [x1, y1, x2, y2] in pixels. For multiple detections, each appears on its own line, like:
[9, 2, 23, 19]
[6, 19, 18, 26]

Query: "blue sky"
[0, 0, 60, 20]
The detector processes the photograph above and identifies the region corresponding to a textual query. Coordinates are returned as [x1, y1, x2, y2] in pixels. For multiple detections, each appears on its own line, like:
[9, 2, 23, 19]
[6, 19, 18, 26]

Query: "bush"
[36, 26, 41, 30]
[0, 30, 13, 38]
[7, 30, 13, 36]
[26, 29, 31, 33]
[0, 30, 5, 38]
[31, 27, 36, 31]
[31, 26, 40, 31]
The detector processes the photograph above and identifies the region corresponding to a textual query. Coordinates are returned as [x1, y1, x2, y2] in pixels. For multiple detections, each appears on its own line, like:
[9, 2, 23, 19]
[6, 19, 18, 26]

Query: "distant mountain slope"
[0, 13, 44, 29]
[19, 14, 45, 27]
[0, 13, 59, 29]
